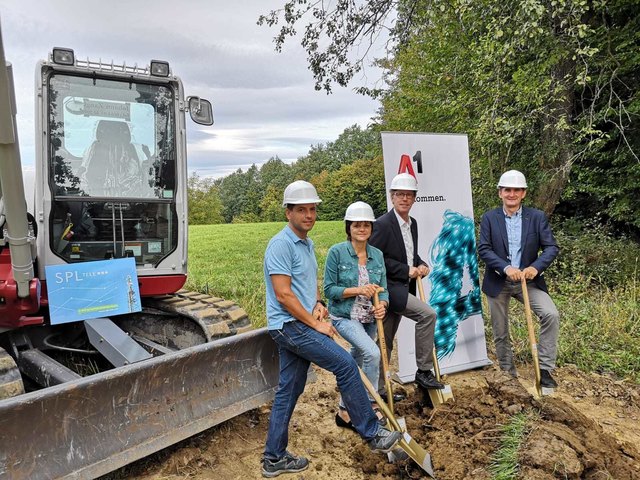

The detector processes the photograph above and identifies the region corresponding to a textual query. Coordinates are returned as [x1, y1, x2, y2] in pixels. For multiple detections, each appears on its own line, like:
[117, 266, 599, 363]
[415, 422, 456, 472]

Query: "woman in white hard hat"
[324, 201, 389, 429]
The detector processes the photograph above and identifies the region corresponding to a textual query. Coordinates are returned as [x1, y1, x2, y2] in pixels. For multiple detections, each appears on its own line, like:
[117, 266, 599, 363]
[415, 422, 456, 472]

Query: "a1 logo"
[397, 150, 422, 176]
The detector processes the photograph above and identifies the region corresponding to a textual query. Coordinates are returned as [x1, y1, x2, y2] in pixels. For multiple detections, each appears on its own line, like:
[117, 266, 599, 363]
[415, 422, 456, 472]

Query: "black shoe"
[335, 412, 357, 432]
[368, 426, 403, 453]
[379, 391, 407, 403]
[262, 451, 309, 478]
[415, 369, 445, 390]
[540, 369, 558, 388]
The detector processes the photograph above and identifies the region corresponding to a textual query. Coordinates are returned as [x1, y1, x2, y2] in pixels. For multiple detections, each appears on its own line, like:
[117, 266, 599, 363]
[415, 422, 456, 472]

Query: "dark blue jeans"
[263, 320, 379, 461]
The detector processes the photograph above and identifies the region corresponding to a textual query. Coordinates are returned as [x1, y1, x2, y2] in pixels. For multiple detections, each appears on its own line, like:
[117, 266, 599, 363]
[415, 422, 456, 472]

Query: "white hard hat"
[389, 173, 418, 191]
[282, 180, 322, 206]
[498, 170, 528, 188]
[344, 201, 376, 222]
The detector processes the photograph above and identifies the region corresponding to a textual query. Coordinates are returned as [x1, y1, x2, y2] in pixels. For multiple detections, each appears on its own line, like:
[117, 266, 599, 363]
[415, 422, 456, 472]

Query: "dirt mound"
[106, 365, 640, 480]
[397, 369, 638, 479]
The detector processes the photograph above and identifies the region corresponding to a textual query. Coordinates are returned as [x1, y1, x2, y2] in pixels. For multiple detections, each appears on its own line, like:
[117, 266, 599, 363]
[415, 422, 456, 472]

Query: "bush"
[548, 224, 640, 291]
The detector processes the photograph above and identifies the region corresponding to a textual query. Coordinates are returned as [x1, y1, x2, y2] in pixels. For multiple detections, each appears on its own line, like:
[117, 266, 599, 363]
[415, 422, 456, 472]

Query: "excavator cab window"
[47, 73, 179, 265]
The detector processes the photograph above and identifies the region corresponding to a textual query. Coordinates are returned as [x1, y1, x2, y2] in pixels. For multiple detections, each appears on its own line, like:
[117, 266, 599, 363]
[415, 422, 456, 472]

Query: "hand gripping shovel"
[416, 277, 454, 407]
[521, 278, 545, 397]
[357, 363, 437, 478]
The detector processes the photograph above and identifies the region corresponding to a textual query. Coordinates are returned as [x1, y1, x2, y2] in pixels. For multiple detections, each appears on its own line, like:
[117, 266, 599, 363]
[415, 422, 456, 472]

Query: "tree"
[258, 0, 408, 93]
[259, 156, 294, 192]
[261, 1, 639, 226]
[217, 165, 262, 223]
[260, 185, 286, 222]
[381, 0, 639, 221]
[316, 156, 387, 221]
[293, 124, 382, 178]
[187, 173, 224, 225]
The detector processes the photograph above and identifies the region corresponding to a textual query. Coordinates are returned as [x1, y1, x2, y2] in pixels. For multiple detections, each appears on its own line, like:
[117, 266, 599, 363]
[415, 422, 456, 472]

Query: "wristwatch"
[315, 299, 327, 308]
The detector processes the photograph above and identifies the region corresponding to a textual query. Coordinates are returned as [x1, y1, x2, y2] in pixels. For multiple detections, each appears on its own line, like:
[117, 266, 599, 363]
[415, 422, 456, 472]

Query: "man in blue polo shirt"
[261, 181, 402, 478]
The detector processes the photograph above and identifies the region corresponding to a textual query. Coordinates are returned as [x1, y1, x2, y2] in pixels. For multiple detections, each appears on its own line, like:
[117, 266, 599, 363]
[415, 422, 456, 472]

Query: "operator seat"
[82, 120, 141, 196]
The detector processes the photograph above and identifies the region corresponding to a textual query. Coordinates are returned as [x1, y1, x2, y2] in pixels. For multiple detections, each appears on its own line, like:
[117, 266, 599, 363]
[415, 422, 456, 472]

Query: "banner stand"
[381, 132, 492, 380]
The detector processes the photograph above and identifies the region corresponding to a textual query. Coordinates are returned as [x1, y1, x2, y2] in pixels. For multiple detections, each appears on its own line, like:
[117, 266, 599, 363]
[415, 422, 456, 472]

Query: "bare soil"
[110, 354, 640, 480]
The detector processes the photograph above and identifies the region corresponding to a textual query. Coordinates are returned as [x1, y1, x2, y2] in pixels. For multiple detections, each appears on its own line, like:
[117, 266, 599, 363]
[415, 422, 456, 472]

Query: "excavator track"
[144, 289, 254, 341]
[0, 347, 24, 400]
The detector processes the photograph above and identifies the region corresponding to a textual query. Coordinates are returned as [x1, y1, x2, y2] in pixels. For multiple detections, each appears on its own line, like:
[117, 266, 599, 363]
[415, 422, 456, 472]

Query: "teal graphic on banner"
[45, 258, 141, 325]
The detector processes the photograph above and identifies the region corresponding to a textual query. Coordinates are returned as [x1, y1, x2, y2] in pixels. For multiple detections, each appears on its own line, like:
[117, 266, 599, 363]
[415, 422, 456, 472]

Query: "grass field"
[187, 222, 640, 383]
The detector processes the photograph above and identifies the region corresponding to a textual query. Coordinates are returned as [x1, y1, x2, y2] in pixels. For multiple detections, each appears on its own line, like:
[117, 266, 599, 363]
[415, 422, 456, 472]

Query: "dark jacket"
[478, 206, 559, 298]
[369, 209, 426, 313]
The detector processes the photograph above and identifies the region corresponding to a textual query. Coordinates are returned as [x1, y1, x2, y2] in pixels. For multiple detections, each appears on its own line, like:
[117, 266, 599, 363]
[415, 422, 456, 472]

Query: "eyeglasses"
[393, 192, 415, 199]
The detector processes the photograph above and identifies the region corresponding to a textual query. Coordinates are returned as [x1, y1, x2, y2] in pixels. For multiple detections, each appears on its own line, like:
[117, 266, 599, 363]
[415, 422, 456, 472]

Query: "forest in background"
[190, 0, 638, 240]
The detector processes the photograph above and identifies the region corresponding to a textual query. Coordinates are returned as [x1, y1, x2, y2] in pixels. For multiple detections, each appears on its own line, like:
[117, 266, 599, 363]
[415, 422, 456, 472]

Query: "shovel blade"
[399, 432, 436, 478]
[427, 383, 454, 407]
[358, 369, 435, 477]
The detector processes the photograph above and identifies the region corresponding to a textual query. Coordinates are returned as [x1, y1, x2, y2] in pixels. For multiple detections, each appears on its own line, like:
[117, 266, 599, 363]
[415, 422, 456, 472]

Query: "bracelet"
[316, 299, 327, 308]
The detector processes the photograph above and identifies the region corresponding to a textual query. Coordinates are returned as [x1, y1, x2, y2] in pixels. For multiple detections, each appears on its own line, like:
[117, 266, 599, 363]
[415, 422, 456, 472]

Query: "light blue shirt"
[264, 225, 318, 330]
[504, 207, 523, 270]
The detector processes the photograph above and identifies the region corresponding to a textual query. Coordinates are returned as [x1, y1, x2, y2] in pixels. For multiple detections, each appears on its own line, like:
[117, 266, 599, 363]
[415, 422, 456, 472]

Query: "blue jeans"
[264, 320, 379, 461]
[332, 318, 380, 405]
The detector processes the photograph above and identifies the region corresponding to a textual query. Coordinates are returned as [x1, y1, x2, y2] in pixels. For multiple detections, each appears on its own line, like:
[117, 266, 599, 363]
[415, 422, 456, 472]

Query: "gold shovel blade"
[359, 370, 436, 478]
[427, 383, 454, 406]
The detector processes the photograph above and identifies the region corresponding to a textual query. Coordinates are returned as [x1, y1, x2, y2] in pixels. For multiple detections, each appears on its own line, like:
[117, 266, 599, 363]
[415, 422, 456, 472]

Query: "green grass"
[186, 221, 344, 327]
[187, 221, 640, 383]
[483, 281, 640, 383]
[489, 411, 537, 480]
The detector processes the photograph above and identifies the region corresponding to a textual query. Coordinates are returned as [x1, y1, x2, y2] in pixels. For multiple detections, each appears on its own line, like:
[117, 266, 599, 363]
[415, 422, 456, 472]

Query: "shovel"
[373, 290, 407, 431]
[521, 277, 545, 397]
[416, 277, 454, 406]
[330, 331, 435, 477]
[357, 363, 437, 478]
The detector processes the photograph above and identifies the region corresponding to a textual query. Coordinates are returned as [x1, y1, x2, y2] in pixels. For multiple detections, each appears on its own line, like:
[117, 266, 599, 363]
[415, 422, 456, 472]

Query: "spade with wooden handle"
[417, 277, 454, 406]
[521, 277, 543, 397]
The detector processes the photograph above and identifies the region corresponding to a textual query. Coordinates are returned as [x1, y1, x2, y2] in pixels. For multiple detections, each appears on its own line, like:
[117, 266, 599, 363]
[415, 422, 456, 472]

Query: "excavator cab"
[41, 68, 183, 279]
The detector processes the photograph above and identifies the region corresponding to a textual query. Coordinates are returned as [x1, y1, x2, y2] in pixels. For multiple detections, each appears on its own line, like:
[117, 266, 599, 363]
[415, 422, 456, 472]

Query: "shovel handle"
[373, 289, 395, 413]
[521, 277, 542, 396]
[417, 276, 443, 382]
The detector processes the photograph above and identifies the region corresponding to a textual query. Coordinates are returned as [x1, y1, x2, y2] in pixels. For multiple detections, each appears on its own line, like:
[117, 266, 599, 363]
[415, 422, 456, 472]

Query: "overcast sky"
[0, 0, 381, 179]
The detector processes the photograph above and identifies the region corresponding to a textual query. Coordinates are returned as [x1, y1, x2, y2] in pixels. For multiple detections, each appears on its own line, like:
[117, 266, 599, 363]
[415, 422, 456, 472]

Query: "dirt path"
[107, 360, 640, 480]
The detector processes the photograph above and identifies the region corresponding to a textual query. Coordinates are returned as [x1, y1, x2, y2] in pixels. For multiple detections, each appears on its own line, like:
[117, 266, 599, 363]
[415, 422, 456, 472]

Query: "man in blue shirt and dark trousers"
[478, 170, 560, 389]
[261, 181, 401, 478]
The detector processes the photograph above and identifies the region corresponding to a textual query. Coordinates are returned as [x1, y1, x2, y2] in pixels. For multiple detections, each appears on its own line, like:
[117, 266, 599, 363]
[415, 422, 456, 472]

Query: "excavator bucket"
[0, 327, 279, 480]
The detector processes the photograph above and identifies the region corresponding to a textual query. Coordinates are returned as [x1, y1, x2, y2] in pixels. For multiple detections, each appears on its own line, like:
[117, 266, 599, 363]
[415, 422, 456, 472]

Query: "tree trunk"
[534, 50, 575, 217]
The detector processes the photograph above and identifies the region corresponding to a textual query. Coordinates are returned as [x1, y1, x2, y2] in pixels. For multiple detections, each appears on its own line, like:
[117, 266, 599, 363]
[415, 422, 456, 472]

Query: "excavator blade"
[0, 327, 278, 480]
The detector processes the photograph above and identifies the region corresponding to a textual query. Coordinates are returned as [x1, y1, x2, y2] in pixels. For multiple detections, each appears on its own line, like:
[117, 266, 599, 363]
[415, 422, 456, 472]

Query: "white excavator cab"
[34, 53, 199, 293]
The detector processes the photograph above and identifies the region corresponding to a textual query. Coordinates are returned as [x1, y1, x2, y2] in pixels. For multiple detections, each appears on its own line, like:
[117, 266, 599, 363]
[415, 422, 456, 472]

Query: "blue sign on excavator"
[45, 257, 141, 324]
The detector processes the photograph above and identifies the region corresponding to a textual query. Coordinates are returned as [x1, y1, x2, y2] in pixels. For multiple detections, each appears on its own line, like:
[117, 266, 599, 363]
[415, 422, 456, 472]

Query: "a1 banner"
[45, 257, 141, 325]
[381, 132, 491, 379]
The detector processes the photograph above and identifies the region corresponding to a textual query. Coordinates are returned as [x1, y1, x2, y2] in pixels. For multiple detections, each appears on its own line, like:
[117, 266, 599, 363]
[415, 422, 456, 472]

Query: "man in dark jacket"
[478, 170, 560, 388]
[369, 173, 445, 396]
